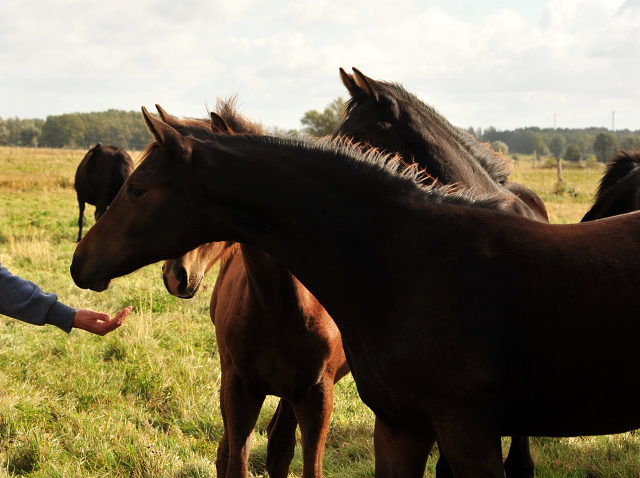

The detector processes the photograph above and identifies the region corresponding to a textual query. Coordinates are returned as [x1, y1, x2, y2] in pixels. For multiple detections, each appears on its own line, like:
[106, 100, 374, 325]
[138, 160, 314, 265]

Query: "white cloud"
[0, 0, 639, 130]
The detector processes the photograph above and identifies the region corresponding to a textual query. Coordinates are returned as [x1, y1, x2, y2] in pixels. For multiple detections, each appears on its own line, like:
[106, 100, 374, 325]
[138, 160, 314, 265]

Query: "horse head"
[155, 101, 260, 298]
[334, 68, 412, 161]
[162, 241, 235, 298]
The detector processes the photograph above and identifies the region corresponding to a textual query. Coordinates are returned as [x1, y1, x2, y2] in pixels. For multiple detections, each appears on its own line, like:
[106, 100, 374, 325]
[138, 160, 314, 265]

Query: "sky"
[1, 0, 639, 132]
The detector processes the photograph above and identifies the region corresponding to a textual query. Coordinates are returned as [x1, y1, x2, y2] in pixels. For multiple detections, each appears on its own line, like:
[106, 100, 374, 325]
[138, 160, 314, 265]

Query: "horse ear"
[155, 104, 184, 130]
[210, 112, 234, 134]
[142, 106, 193, 159]
[352, 68, 380, 102]
[339, 67, 361, 97]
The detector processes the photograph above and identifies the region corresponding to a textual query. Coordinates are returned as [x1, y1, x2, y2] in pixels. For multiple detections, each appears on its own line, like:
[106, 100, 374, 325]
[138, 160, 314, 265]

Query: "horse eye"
[127, 185, 146, 198]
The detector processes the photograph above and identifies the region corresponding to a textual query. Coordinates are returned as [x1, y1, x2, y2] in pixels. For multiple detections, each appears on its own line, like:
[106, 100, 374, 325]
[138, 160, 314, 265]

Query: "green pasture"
[0, 146, 638, 477]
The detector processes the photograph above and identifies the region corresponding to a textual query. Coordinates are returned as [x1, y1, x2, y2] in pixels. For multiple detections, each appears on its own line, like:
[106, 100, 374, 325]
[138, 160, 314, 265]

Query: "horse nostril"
[174, 266, 187, 284]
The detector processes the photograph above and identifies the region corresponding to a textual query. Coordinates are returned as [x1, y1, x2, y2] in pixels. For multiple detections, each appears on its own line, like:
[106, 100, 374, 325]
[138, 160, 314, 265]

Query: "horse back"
[75, 145, 133, 207]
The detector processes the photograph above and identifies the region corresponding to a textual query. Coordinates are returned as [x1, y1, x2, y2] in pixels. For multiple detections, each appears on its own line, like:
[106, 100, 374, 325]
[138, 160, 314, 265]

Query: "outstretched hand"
[72, 306, 132, 336]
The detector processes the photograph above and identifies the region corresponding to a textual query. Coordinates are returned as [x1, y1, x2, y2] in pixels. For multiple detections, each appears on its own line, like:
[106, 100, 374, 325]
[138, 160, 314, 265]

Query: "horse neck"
[400, 124, 505, 193]
[238, 244, 308, 321]
[202, 241, 238, 272]
[193, 139, 419, 335]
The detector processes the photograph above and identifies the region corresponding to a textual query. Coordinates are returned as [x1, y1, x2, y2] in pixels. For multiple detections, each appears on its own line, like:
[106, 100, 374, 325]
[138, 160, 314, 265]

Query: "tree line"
[479, 126, 640, 162]
[0, 110, 152, 150]
[2, 98, 640, 163]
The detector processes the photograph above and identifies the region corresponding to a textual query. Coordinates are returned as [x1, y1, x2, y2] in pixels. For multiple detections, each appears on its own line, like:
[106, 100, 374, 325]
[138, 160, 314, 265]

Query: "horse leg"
[215, 371, 265, 478]
[504, 436, 534, 478]
[77, 200, 85, 242]
[435, 439, 455, 478]
[373, 415, 436, 478]
[437, 435, 534, 478]
[94, 201, 106, 221]
[291, 378, 335, 478]
[435, 412, 504, 478]
[265, 399, 298, 478]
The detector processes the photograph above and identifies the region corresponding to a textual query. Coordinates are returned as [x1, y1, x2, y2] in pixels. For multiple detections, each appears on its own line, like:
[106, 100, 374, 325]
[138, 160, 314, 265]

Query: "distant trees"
[593, 132, 620, 162]
[480, 126, 640, 161]
[0, 117, 44, 146]
[621, 135, 640, 151]
[0, 121, 9, 144]
[35, 110, 151, 150]
[532, 134, 548, 157]
[78, 110, 151, 150]
[491, 141, 509, 154]
[549, 134, 566, 159]
[564, 144, 582, 162]
[301, 97, 345, 137]
[3, 102, 640, 156]
[19, 122, 40, 148]
[40, 114, 86, 148]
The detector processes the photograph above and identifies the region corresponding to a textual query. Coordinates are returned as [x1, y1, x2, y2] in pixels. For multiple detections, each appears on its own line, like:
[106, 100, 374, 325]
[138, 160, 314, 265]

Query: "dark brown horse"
[72, 107, 640, 478]
[335, 67, 542, 477]
[74, 143, 134, 241]
[581, 150, 640, 221]
[159, 100, 350, 478]
[335, 67, 549, 224]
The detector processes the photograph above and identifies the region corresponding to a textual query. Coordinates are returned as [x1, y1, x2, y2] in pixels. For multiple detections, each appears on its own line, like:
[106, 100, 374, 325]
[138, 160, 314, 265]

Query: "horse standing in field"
[72, 106, 640, 477]
[74, 143, 134, 241]
[581, 150, 640, 221]
[158, 100, 350, 478]
[335, 67, 545, 478]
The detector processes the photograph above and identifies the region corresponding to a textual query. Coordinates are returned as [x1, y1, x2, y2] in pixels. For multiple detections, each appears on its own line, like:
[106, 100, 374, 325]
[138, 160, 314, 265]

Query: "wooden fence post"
[557, 157, 564, 183]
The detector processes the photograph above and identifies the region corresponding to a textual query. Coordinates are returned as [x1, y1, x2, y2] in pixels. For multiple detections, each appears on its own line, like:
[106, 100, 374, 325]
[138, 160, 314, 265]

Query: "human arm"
[0, 261, 130, 335]
[0, 262, 76, 332]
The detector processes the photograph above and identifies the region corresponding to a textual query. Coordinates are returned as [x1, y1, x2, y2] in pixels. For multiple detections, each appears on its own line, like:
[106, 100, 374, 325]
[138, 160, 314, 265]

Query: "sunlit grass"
[0, 146, 635, 477]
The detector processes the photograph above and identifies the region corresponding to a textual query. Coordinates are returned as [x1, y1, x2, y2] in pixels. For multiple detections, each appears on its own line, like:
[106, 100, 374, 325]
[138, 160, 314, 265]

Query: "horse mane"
[143, 117, 513, 215]
[153, 96, 265, 144]
[344, 81, 512, 185]
[595, 150, 640, 201]
[213, 96, 265, 135]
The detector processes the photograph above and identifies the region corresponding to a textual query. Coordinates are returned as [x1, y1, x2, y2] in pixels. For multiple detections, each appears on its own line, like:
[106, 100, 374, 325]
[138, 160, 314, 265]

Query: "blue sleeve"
[0, 262, 76, 333]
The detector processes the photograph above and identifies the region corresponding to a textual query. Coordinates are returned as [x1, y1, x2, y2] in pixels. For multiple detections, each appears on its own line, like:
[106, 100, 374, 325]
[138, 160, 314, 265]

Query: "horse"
[335, 67, 549, 224]
[72, 106, 640, 478]
[158, 99, 350, 478]
[581, 150, 640, 222]
[74, 143, 134, 241]
[335, 67, 542, 477]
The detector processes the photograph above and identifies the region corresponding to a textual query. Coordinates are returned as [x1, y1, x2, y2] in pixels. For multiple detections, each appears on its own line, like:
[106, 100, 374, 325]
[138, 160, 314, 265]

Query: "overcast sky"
[1, 0, 639, 132]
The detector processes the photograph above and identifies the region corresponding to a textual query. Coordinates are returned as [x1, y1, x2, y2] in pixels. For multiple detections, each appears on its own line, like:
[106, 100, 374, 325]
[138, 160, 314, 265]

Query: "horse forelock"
[596, 150, 640, 200]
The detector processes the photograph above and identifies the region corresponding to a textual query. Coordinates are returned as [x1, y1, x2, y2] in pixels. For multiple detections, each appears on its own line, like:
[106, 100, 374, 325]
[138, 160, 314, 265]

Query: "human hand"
[72, 306, 132, 336]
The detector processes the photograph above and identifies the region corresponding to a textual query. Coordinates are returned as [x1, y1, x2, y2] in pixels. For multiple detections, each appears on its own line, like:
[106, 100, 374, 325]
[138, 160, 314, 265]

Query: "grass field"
[0, 146, 638, 477]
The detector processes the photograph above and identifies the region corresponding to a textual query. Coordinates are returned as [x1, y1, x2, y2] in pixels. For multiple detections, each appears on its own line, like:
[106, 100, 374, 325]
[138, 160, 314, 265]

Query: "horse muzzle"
[70, 256, 112, 292]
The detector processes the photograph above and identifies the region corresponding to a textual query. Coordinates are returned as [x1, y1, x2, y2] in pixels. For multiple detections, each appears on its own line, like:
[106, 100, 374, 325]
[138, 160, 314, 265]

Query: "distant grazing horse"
[581, 150, 640, 221]
[73, 106, 640, 478]
[158, 100, 350, 478]
[335, 67, 548, 224]
[335, 67, 543, 477]
[74, 143, 134, 241]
